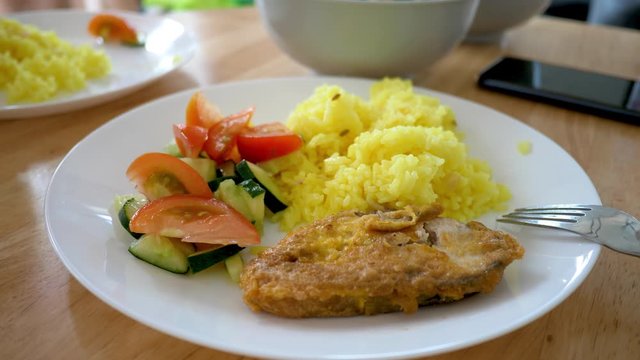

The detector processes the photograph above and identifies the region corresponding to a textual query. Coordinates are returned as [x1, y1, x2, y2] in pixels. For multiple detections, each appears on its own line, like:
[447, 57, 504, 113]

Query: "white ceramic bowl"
[256, 0, 480, 77]
[467, 0, 551, 42]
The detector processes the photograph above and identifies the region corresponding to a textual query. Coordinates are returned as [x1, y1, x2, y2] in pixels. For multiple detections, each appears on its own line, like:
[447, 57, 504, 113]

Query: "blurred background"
[548, 0, 640, 28]
[1, 0, 639, 29]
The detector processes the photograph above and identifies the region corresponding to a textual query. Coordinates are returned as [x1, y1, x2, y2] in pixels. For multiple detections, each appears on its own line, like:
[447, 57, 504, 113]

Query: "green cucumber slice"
[187, 244, 244, 273]
[238, 179, 266, 198]
[235, 160, 287, 213]
[208, 175, 238, 192]
[163, 140, 183, 157]
[180, 157, 217, 182]
[116, 195, 147, 239]
[225, 253, 244, 283]
[128, 234, 192, 274]
[215, 179, 265, 232]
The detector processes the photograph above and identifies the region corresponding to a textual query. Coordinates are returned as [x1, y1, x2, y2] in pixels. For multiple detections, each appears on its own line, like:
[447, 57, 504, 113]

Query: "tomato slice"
[88, 14, 139, 44]
[202, 107, 254, 162]
[237, 123, 303, 163]
[126, 152, 212, 200]
[129, 195, 259, 246]
[172, 124, 208, 158]
[185, 91, 223, 129]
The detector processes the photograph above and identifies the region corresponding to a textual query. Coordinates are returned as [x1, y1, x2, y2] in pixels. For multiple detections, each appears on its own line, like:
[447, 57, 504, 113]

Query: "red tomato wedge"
[237, 123, 303, 163]
[202, 107, 254, 162]
[185, 91, 223, 129]
[126, 152, 212, 200]
[172, 124, 208, 158]
[129, 195, 260, 246]
[88, 14, 139, 44]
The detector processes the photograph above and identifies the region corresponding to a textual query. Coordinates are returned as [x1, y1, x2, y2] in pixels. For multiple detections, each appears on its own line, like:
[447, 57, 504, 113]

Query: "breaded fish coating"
[240, 206, 524, 317]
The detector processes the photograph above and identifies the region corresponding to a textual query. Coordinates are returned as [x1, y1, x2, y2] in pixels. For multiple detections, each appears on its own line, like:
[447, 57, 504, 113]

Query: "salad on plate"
[114, 91, 302, 280]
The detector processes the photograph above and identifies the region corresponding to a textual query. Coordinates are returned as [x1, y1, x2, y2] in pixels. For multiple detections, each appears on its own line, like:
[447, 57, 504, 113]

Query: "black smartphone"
[477, 56, 640, 124]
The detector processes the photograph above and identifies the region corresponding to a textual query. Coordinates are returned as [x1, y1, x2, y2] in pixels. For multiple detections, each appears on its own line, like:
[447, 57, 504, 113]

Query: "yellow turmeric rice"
[263, 78, 511, 230]
[0, 18, 111, 104]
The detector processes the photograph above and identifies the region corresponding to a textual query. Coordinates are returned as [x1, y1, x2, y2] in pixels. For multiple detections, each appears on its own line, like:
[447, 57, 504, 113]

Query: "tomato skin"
[202, 107, 254, 162]
[128, 195, 260, 246]
[185, 92, 223, 129]
[88, 14, 138, 43]
[237, 123, 303, 163]
[172, 124, 208, 158]
[126, 152, 212, 200]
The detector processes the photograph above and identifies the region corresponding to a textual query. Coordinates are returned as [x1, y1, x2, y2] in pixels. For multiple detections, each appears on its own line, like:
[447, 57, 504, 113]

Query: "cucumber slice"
[208, 175, 237, 192]
[113, 194, 138, 211]
[128, 234, 192, 274]
[238, 179, 266, 232]
[210, 161, 241, 191]
[116, 195, 147, 239]
[225, 253, 244, 283]
[163, 140, 183, 157]
[235, 160, 288, 213]
[187, 244, 244, 273]
[215, 179, 265, 232]
[180, 157, 217, 182]
[173, 239, 196, 257]
[238, 179, 265, 198]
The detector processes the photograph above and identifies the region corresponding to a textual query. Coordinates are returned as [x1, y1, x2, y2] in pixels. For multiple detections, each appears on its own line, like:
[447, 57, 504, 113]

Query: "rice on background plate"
[0, 18, 111, 104]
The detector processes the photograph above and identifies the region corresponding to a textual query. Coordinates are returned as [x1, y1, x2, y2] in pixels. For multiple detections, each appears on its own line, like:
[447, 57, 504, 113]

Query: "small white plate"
[1, 10, 195, 119]
[45, 77, 601, 359]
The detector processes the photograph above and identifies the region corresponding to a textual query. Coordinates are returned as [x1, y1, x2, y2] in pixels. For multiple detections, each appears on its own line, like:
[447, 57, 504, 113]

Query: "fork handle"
[592, 216, 640, 257]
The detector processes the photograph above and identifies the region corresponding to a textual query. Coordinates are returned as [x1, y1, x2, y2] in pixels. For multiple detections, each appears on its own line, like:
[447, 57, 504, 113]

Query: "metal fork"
[497, 204, 640, 257]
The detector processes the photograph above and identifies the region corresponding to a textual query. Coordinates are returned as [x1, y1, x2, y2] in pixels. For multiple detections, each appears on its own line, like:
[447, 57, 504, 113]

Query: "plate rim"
[44, 75, 602, 359]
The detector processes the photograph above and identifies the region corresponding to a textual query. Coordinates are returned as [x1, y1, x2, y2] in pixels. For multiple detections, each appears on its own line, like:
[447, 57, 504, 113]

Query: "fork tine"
[496, 217, 577, 232]
[499, 204, 599, 235]
[502, 212, 581, 223]
[514, 204, 594, 212]
[510, 209, 587, 217]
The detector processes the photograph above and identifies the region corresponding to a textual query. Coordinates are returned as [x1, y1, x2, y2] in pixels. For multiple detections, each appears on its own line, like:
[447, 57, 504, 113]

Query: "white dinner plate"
[1, 10, 195, 119]
[45, 77, 601, 360]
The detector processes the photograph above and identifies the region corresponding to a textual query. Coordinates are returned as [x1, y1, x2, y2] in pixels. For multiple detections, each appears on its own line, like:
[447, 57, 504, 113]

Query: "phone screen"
[478, 57, 640, 123]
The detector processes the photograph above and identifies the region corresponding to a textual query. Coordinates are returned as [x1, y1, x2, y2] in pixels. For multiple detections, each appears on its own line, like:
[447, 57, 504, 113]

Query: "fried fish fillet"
[240, 205, 524, 318]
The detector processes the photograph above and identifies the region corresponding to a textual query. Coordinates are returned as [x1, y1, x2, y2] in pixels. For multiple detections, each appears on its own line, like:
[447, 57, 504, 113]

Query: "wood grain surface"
[1, 4, 639, 360]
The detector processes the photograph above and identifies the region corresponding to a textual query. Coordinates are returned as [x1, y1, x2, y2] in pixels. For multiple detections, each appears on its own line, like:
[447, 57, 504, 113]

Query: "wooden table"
[2, 5, 639, 360]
